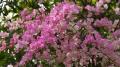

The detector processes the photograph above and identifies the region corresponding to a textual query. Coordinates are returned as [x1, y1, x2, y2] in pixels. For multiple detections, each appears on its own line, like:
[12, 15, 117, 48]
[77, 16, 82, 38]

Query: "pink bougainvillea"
[1, 1, 120, 67]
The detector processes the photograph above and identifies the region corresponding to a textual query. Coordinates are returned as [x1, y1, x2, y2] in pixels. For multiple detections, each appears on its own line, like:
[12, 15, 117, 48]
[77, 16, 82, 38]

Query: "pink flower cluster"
[12, 2, 80, 66]
[1, 1, 120, 67]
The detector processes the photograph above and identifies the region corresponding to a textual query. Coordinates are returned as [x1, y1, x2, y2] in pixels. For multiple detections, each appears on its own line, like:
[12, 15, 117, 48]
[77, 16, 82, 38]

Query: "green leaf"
[91, 0, 96, 5]
[0, 52, 15, 66]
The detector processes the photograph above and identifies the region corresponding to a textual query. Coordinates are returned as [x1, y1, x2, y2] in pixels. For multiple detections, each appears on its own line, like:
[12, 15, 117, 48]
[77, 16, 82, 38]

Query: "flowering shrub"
[0, 0, 120, 67]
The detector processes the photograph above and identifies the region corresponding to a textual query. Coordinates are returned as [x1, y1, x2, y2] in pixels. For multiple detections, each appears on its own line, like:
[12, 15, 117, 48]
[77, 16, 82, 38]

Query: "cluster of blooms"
[1, 0, 120, 67]
[85, 0, 120, 17]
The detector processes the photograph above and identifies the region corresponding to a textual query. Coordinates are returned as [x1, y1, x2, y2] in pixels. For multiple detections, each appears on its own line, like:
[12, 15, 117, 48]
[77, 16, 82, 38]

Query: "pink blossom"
[0, 40, 6, 52]
[0, 31, 9, 38]
[112, 29, 120, 38]
[94, 17, 112, 30]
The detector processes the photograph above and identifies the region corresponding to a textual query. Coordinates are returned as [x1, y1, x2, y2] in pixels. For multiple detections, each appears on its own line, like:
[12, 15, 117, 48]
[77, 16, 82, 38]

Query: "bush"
[0, 0, 120, 67]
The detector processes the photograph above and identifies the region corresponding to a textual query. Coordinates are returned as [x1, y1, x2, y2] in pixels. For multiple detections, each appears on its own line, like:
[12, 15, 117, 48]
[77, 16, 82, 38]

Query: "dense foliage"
[0, 0, 120, 67]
